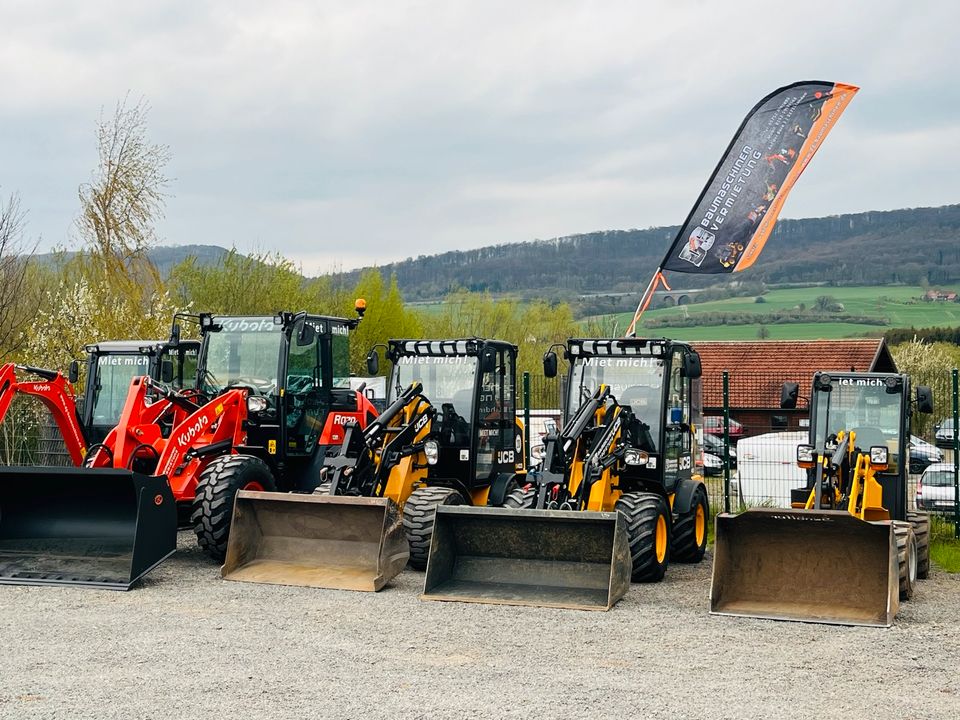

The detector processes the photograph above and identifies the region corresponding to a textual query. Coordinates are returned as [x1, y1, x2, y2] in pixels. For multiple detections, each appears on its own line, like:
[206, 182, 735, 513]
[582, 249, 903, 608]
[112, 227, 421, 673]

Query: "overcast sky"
[2, 0, 958, 273]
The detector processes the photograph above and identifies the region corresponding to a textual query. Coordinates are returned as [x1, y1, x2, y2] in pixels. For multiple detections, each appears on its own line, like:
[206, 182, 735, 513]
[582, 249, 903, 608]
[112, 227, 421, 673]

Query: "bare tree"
[76, 95, 171, 287]
[0, 192, 37, 358]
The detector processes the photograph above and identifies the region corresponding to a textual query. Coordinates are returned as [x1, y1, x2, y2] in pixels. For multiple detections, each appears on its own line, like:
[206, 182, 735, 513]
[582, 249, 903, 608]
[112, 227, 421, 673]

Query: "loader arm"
[0, 363, 87, 465]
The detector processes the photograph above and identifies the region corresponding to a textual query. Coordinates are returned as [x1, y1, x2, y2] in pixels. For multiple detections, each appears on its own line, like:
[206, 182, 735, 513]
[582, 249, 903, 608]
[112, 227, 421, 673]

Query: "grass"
[595, 285, 960, 340]
[930, 515, 960, 573]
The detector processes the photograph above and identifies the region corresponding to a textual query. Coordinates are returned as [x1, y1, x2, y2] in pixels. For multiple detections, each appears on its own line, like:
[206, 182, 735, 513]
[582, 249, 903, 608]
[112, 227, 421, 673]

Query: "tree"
[0, 192, 39, 359]
[757, 325, 770, 339]
[25, 97, 177, 369]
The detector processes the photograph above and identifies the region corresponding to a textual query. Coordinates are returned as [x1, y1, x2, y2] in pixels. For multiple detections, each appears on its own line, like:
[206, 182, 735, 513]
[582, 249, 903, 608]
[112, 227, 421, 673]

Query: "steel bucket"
[222, 491, 409, 592]
[0, 466, 176, 590]
[422, 506, 631, 611]
[711, 508, 899, 627]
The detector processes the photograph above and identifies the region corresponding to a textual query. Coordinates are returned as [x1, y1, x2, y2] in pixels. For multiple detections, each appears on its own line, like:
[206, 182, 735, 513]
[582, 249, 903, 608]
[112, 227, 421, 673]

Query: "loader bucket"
[711, 508, 899, 627]
[422, 506, 631, 611]
[0, 467, 177, 590]
[222, 491, 408, 592]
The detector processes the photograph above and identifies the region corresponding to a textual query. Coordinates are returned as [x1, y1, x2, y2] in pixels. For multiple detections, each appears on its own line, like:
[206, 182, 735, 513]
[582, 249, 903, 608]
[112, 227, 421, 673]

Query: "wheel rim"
[695, 502, 706, 546]
[655, 514, 667, 563]
[243, 481, 265, 492]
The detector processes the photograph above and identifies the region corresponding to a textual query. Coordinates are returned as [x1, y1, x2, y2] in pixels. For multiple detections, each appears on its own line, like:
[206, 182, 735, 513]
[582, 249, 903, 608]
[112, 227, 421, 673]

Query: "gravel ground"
[1, 531, 959, 720]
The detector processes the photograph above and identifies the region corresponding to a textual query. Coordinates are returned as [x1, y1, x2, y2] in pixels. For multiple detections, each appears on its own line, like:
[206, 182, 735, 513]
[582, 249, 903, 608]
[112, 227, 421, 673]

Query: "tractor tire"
[402, 486, 463, 570]
[893, 521, 918, 601]
[671, 485, 709, 564]
[502, 486, 537, 509]
[907, 510, 930, 579]
[191, 455, 276, 563]
[615, 491, 671, 583]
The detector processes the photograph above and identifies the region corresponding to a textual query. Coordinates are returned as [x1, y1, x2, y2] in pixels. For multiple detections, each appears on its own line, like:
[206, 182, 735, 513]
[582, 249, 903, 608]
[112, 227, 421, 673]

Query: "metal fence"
[703, 368, 960, 538]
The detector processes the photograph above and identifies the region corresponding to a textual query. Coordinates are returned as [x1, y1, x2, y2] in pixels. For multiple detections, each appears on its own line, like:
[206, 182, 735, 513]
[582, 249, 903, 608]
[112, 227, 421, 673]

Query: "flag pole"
[625, 265, 668, 337]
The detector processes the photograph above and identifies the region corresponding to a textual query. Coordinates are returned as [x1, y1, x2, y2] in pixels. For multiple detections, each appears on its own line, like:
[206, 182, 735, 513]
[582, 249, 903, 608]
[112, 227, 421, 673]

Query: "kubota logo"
[176, 415, 210, 448]
[31, 384, 51, 392]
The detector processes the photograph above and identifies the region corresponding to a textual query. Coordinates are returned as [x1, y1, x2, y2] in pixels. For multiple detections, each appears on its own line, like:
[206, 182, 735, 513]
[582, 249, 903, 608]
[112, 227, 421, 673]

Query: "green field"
[598, 285, 960, 341]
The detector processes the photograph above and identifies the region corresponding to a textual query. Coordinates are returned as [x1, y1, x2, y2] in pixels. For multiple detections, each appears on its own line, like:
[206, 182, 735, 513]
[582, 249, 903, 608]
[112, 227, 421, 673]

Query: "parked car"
[703, 451, 724, 477]
[704, 415, 745, 438]
[916, 462, 957, 513]
[734, 431, 808, 507]
[702, 432, 737, 470]
[909, 435, 944, 474]
[935, 418, 956, 448]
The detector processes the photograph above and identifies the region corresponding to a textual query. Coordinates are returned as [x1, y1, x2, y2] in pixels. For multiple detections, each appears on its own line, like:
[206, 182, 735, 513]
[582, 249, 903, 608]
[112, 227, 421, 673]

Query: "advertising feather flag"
[626, 81, 858, 336]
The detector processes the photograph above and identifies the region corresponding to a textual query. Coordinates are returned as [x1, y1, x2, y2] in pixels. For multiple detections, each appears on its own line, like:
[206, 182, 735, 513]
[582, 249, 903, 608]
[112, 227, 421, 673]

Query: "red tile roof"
[692, 339, 896, 409]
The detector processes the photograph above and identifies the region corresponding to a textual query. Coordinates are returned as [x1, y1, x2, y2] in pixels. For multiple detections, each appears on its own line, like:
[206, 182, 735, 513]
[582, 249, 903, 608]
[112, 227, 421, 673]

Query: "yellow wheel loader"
[222, 338, 526, 591]
[422, 338, 710, 610]
[711, 372, 934, 627]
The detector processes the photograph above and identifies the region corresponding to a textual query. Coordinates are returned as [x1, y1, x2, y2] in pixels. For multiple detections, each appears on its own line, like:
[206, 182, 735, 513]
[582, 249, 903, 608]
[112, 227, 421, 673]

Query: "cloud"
[1, 0, 958, 272]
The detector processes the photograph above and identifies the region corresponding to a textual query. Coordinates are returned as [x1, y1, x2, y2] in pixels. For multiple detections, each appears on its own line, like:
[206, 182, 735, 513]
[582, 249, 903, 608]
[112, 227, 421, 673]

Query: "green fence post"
[953, 368, 958, 539]
[523, 371, 531, 469]
[723, 370, 731, 514]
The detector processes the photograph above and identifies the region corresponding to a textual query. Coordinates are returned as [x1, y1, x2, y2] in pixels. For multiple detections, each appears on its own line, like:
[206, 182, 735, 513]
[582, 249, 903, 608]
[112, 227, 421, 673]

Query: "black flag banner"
[627, 81, 857, 335]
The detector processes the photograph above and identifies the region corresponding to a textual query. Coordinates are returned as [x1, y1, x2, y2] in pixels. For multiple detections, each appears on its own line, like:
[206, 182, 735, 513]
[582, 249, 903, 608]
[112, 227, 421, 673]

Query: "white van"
[735, 431, 808, 507]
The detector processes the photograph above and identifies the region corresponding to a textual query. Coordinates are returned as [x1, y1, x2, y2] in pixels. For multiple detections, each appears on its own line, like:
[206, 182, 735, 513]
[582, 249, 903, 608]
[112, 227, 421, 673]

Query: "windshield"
[92, 354, 151, 425]
[569, 356, 665, 422]
[390, 355, 478, 420]
[812, 378, 903, 466]
[201, 317, 282, 395]
[923, 470, 955, 487]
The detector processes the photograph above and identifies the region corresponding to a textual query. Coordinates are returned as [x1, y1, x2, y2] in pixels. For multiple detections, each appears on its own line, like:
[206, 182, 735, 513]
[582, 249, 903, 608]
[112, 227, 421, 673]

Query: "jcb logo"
[414, 414, 430, 433]
[176, 415, 211, 448]
[498, 450, 515, 464]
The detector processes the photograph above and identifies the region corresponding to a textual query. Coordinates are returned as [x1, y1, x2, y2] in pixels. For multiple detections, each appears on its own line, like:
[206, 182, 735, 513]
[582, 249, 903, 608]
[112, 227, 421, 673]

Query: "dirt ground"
[1, 532, 959, 720]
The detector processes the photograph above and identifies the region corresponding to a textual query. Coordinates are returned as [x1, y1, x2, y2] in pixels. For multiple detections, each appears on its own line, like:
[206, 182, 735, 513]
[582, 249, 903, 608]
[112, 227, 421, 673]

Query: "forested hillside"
[336, 204, 960, 301]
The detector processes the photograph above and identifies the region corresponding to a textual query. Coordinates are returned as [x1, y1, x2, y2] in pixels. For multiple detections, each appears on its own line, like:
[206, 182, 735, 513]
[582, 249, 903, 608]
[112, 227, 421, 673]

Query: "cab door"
[473, 347, 517, 485]
[662, 348, 693, 494]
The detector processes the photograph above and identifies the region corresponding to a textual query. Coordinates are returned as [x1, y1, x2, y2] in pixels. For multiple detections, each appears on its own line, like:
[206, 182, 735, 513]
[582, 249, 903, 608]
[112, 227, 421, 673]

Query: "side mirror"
[916, 385, 934, 414]
[543, 351, 558, 379]
[780, 382, 799, 409]
[296, 322, 316, 346]
[160, 359, 174, 384]
[365, 387, 376, 400]
[169, 323, 181, 348]
[68, 360, 80, 384]
[480, 348, 497, 374]
[366, 350, 380, 376]
[681, 351, 702, 379]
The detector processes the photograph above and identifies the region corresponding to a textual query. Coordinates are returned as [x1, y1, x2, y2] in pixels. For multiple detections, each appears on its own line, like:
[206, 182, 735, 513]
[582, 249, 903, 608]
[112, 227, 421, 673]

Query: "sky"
[2, 0, 959, 274]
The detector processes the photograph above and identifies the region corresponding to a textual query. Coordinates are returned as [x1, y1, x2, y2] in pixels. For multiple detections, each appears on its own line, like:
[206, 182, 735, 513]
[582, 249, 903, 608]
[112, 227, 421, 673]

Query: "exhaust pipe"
[222, 491, 409, 592]
[422, 506, 632, 611]
[711, 508, 899, 627]
[0, 467, 177, 590]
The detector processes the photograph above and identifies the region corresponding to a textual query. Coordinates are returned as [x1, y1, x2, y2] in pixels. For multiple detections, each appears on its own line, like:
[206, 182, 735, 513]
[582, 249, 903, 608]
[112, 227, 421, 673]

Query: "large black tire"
[671, 485, 709, 564]
[907, 510, 930, 579]
[615, 492, 671, 583]
[402, 486, 464, 570]
[893, 521, 918, 601]
[502, 486, 537, 509]
[191, 455, 276, 562]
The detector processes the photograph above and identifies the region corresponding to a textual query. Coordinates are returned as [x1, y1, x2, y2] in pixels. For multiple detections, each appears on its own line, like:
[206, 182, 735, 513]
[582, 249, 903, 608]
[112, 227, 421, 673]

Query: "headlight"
[797, 444, 815, 464]
[703, 453, 721, 468]
[531, 445, 546, 461]
[247, 395, 268, 413]
[870, 445, 889, 466]
[424, 439, 439, 465]
[624, 448, 648, 466]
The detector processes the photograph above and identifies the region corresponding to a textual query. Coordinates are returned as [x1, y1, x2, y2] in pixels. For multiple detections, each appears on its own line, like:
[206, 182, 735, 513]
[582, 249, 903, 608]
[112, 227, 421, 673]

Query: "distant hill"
[35, 244, 229, 276]
[335, 204, 960, 303]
